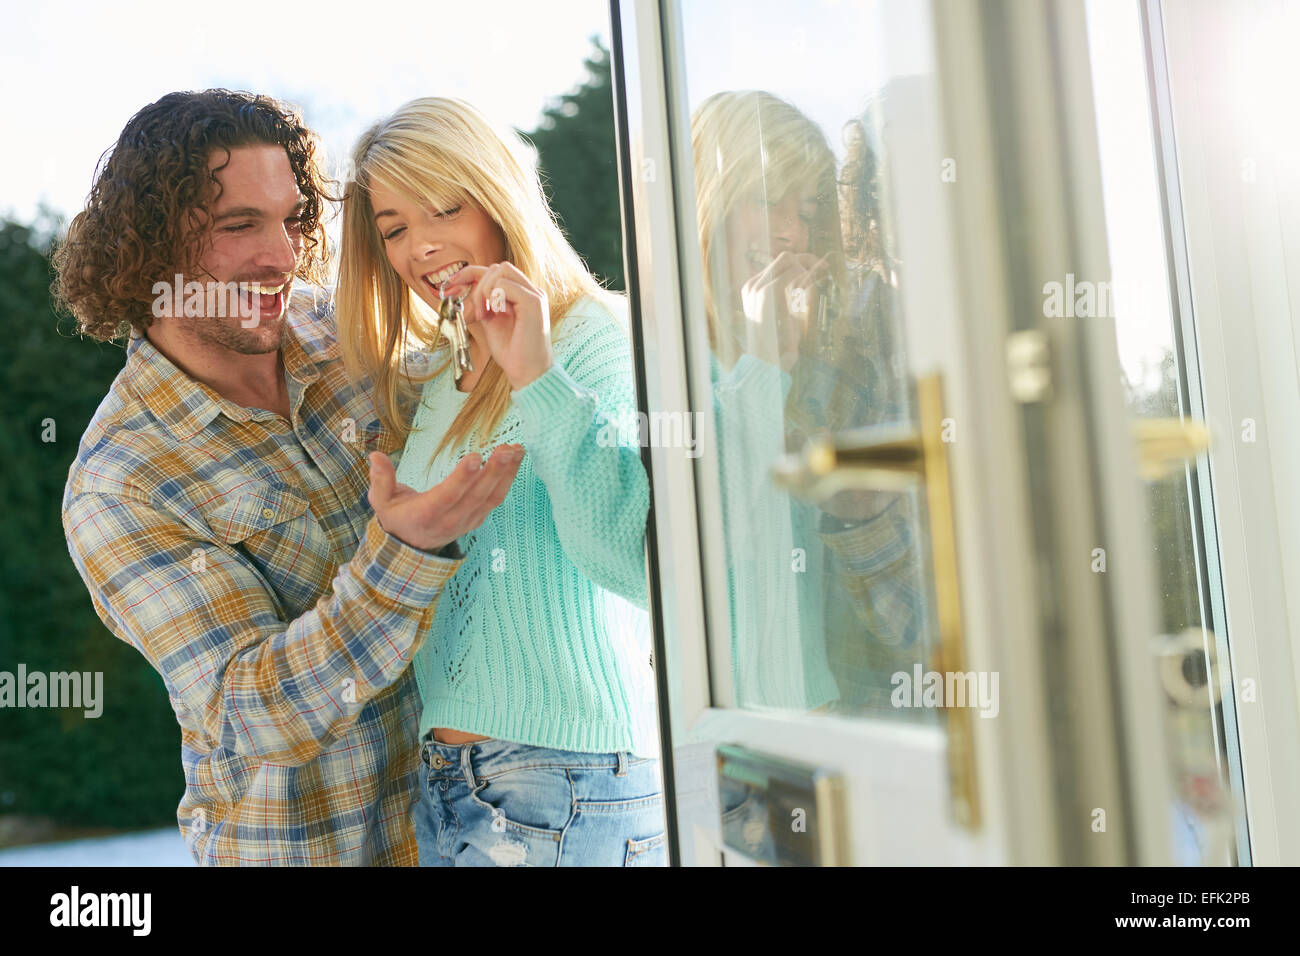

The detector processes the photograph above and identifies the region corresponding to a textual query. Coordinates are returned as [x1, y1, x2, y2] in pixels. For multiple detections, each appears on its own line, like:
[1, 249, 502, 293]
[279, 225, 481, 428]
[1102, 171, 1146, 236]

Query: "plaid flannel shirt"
[786, 266, 932, 707]
[61, 288, 459, 865]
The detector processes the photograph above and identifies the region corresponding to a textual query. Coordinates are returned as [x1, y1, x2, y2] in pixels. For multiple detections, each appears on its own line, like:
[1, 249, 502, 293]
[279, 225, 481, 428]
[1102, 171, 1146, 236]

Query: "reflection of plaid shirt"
[61, 289, 458, 865]
[712, 331, 929, 713]
[786, 268, 930, 704]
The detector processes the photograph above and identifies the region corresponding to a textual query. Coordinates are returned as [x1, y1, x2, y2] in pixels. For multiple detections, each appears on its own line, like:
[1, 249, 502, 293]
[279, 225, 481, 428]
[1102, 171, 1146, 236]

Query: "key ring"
[437, 279, 474, 381]
[438, 279, 471, 320]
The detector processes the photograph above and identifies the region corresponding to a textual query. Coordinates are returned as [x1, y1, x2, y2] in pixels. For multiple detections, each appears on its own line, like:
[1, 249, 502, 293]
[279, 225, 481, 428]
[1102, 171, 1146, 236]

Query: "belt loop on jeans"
[616, 751, 628, 777]
[461, 744, 478, 788]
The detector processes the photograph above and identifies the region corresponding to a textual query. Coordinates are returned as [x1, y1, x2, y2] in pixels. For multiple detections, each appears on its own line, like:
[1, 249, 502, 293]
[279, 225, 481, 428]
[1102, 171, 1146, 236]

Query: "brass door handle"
[769, 425, 924, 496]
[773, 417, 1210, 490]
[771, 373, 980, 830]
[1132, 419, 1210, 480]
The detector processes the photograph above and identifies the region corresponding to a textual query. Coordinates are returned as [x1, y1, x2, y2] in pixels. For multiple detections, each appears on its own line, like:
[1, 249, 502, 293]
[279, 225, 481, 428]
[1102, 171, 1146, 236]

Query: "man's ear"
[174, 209, 216, 282]
[148, 221, 198, 321]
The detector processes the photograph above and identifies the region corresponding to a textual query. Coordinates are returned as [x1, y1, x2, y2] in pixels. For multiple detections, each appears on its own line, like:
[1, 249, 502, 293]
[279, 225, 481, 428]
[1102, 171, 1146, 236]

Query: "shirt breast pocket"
[203, 483, 325, 615]
[206, 483, 311, 542]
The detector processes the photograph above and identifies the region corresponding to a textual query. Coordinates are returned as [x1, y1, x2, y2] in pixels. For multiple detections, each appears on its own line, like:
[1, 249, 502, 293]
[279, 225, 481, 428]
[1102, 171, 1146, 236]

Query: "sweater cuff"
[353, 515, 463, 608]
[509, 361, 595, 420]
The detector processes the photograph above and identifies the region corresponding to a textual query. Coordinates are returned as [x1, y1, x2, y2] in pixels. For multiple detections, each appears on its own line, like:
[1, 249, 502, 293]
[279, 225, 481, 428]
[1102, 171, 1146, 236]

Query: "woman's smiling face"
[368, 180, 507, 309]
[722, 185, 819, 297]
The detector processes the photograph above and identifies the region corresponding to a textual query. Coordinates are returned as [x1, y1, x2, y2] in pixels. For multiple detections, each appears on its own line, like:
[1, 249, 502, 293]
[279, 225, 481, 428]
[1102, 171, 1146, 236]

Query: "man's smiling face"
[172, 143, 305, 354]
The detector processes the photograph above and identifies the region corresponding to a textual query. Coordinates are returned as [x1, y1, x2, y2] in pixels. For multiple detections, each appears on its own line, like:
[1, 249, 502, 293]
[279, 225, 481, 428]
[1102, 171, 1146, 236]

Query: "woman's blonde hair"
[690, 90, 846, 358]
[338, 97, 609, 461]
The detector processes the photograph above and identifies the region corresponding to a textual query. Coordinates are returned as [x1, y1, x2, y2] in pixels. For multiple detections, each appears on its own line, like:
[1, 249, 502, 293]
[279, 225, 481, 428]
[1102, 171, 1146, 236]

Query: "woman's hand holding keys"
[443, 262, 554, 390]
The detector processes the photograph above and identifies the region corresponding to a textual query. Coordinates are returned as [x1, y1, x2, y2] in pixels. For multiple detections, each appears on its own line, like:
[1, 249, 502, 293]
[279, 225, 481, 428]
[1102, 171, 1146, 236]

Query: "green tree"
[0, 212, 181, 841]
[523, 37, 625, 292]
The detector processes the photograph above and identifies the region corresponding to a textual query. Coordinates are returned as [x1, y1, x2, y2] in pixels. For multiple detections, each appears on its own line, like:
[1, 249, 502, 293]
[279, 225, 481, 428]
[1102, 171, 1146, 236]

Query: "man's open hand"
[366, 444, 524, 552]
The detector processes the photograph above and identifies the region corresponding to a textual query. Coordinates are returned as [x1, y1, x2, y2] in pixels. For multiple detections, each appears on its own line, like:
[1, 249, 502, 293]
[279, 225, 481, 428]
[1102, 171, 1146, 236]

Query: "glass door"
[612, 0, 1207, 865]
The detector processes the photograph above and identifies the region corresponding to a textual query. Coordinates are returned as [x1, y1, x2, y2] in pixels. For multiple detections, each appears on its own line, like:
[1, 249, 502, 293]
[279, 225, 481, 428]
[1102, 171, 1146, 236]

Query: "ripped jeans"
[414, 730, 668, 867]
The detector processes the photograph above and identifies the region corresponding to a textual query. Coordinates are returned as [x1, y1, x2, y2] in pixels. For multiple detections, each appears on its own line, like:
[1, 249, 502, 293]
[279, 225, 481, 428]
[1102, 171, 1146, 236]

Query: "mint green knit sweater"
[393, 294, 658, 758]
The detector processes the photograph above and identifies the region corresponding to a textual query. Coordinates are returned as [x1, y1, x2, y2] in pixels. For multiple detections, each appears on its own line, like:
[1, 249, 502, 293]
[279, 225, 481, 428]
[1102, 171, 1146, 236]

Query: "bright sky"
[0, 0, 610, 223]
[678, 0, 931, 163]
[1084, 0, 1179, 397]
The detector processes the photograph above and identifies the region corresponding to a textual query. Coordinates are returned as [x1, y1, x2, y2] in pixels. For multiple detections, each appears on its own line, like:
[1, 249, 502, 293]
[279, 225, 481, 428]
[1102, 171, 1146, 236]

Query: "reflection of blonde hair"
[338, 97, 610, 460]
[690, 91, 845, 352]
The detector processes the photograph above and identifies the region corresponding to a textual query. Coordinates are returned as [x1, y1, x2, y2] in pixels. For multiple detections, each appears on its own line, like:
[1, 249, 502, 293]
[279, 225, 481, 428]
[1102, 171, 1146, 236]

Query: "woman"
[336, 97, 662, 867]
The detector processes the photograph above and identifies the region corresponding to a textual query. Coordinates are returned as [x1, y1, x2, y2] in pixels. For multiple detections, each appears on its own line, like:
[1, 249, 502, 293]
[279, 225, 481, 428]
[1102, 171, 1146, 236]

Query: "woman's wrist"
[508, 356, 554, 392]
[376, 512, 463, 559]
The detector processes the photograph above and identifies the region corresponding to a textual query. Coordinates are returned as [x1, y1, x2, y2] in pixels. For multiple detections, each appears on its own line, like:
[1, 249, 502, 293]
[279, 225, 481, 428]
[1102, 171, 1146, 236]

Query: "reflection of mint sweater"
[711, 354, 841, 712]
[394, 295, 657, 758]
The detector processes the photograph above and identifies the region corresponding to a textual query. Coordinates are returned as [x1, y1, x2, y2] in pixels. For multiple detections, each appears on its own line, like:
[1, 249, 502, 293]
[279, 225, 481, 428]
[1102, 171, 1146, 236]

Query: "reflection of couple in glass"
[57, 90, 662, 866]
[689, 90, 929, 718]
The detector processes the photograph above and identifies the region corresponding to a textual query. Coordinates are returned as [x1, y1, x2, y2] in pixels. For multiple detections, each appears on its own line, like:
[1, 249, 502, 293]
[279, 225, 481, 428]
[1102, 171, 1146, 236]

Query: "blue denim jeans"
[414, 731, 668, 866]
[719, 776, 777, 863]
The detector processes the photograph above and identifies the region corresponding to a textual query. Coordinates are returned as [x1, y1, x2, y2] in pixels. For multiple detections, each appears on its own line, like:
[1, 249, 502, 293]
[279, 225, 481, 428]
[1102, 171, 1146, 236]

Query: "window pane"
[676, 0, 943, 721]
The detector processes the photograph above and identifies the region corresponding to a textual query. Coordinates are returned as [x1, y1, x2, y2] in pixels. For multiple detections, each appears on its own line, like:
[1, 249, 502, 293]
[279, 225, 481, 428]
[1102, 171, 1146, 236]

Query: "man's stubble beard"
[177, 312, 287, 356]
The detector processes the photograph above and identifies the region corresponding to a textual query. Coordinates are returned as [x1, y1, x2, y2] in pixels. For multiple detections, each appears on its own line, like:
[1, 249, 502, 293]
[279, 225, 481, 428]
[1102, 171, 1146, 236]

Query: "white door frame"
[1151, 0, 1300, 866]
[612, 0, 1173, 865]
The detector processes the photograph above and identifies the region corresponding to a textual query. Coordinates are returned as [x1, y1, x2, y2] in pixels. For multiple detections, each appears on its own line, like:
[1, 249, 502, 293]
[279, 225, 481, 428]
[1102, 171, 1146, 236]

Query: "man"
[54, 89, 522, 865]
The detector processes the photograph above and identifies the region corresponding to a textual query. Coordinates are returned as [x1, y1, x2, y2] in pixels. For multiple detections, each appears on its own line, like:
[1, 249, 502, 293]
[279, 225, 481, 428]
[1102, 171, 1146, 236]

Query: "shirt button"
[262, 508, 275, 519]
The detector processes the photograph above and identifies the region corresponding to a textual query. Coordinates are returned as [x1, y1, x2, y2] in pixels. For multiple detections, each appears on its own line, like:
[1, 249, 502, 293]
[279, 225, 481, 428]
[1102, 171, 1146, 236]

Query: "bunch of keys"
[438, 280, 474, 382]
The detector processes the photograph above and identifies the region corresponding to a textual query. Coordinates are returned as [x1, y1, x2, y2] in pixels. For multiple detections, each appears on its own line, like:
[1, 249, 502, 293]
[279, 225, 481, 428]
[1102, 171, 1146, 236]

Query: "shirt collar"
[124, 316, 321, 441]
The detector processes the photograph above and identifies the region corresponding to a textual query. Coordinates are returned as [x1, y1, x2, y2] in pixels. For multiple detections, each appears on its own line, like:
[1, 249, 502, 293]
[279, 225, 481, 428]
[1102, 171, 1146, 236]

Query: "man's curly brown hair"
[52, 89, 334, 343]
